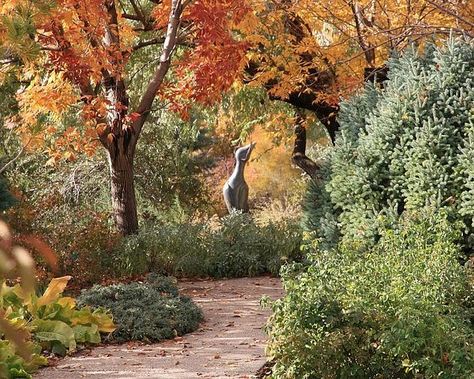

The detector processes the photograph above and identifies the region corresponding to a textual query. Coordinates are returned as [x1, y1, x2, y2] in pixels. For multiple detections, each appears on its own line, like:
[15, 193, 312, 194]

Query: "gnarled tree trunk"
[291, 112, 320, 180]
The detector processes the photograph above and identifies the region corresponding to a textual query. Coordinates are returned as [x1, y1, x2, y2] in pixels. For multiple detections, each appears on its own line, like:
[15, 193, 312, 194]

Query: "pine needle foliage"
[305, 38, 474, 252]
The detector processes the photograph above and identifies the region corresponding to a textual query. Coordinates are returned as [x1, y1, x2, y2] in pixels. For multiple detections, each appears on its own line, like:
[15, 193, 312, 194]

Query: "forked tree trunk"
[107, 147, 138, 235]
[94, 0, 182, 235]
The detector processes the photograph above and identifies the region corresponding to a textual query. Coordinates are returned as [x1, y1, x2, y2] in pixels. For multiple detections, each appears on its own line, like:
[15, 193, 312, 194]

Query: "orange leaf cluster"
[38, 0, 132, 85]
[44, 127, 99, 165]
[160, 0, 251, 113]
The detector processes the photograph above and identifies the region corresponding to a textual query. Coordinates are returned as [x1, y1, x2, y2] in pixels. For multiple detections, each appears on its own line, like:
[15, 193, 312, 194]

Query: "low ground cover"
[77, 274, 203, 343]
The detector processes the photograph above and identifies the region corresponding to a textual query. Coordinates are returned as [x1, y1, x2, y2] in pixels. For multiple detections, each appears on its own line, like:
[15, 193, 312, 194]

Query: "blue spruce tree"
[305, 38, 474, 252]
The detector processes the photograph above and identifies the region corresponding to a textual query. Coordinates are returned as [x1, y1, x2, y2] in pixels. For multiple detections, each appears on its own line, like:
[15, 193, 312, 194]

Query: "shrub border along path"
[35, 276, 282, 379]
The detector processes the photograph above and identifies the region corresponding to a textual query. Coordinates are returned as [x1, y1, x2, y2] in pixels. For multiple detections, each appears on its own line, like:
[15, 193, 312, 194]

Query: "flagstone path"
[35, 276, 282, 379]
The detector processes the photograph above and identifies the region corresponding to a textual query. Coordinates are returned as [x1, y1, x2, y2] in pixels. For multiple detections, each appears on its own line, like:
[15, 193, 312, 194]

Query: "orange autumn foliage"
[240, 0, 474, 103]
[0, 0, 250, 158]
[2, 0, 472, 158]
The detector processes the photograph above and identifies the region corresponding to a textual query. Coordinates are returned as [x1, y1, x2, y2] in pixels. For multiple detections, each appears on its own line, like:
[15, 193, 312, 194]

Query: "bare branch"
[130, 0, 183, 148]
[40, 45, 63, 51]
[132, 35, 193, 51]
[132, 37, 166, 50]
[0, 139, 31, 175]
[0, 57, 19, 66]
[426, 0, 474, 30]
[122, 12, 142, 21]
[129, 0, 145, 22]
[350, 0, 376, 66]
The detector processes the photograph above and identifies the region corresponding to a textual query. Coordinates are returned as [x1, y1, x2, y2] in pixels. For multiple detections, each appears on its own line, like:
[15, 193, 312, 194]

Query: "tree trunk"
[87, 0, 182, 235]
[292, 112, 320, 179]
[108, 147, 138, 235]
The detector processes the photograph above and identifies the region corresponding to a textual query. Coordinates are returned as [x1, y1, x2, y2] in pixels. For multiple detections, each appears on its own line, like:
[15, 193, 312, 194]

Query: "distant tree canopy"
[242, 0, 473, 176]
[245, 1, 473, 93]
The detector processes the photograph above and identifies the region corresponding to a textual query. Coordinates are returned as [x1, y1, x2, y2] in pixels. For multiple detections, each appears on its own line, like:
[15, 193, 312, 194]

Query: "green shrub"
[0, 177, 16, 212]
[77, 274, 203, 342]
[110, 212, 303, 278]
[305, 38, 474, 252]
[272, 38, 474, 379]
[267, 211, 474, 378]
[209, 212, 303, 277]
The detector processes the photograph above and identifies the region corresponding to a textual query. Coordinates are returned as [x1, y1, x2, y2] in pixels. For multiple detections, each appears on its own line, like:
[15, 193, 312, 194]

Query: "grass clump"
[111, 211, 303, 279]
[77, 274, 203, 342]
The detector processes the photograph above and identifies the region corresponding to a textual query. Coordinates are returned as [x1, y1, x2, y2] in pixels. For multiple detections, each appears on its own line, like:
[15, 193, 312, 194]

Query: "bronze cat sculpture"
[223, 142, 256, 213]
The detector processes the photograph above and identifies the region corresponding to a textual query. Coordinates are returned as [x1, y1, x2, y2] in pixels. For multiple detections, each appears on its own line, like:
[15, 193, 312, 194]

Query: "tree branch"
[0, 57, 19, 66]
[132, 37, 166, 50]
[132, 36, 194, 51]
[131, 0, 183, 149]
[129, 0, 145, 22]
[425, 0, 474, 30]
[129, 0, 154, 30]
[350, 0, 376, 66]
[122, 12, 142, 21]
[0, 139, 31, 175]
[265, 87, 340, 144]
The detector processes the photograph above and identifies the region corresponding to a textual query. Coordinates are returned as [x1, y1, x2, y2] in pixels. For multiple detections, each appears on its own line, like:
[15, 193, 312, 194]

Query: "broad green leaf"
[51, 341, 67, 357]
[31, 319, 76, 352]
[57, 297, 76, 309]
[0, 317, 31, 360]
[70, 308, 94, 326]
[91, 310, 115, 333]
[73, 324, 100, 344]
[71, 307, 115, 333]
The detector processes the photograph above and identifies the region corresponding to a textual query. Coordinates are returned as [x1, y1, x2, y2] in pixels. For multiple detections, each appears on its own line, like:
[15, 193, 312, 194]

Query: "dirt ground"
[34, 276, 283, 379]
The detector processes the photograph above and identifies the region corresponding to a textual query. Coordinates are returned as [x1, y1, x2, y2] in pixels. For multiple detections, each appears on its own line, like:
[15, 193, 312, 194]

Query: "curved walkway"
[35, 276, 282, 379]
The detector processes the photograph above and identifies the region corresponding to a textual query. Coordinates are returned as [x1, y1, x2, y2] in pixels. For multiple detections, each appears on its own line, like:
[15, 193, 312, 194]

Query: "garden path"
[35, 276, 282, 379]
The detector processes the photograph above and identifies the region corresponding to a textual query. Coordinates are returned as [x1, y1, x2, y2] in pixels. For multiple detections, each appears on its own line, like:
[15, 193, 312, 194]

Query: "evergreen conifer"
[305, 38, 474, 252]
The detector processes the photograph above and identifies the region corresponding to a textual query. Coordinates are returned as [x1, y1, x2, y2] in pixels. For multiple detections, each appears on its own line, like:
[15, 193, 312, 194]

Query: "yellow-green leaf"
[57, 296, 76, 309]
[37, 276, 71, 307]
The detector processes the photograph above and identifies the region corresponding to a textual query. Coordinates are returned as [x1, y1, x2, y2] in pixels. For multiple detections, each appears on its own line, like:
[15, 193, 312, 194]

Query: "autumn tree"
[239, 0, 474, 177]
[0, 0, 249, 234]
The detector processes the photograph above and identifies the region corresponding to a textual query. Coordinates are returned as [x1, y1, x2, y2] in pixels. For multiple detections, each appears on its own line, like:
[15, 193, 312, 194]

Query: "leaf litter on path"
[35, 276, 283, 379]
